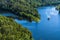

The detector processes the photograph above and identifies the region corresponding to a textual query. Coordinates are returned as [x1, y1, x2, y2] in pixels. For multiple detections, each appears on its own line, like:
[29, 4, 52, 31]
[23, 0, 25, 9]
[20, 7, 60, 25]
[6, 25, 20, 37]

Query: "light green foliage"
[0, 16, 33, 40]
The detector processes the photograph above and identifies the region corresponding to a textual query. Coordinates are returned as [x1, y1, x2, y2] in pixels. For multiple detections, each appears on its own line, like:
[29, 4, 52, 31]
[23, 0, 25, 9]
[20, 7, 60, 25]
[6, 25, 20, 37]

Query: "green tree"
[0, 16, 33, 40]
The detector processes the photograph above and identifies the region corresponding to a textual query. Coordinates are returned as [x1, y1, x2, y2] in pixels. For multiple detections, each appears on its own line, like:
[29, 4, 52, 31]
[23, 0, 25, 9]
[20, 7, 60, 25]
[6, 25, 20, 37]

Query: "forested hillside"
[0, 0, 60, 40]
[0, 0, 41, 22]
[42, 0, 60, 4]
[0, 16, 33, 40]
[0, 0, 60, 22]
[37, 0, 60, 6]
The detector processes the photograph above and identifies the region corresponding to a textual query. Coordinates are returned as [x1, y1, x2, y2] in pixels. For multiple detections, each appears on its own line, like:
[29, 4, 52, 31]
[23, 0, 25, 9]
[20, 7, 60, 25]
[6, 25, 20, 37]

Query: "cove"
[0, 6, 60, 40]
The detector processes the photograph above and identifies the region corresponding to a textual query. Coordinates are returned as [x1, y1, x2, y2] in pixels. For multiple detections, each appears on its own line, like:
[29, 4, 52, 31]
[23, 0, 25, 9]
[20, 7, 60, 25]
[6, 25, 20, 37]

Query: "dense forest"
[0, 0, 60, 40]
[0, 0, 60, 22]
[0, 16, 33, 40]
[40, 0, 60, 5]
[0, 0, 40, 22]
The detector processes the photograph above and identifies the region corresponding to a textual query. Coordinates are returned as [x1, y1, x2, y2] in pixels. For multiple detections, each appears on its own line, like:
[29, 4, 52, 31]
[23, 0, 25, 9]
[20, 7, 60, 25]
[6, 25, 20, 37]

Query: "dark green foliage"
[0, 0, 60, 22]
[56, 4, 60, 13]
[0, 0, 40, 22]
[0, 0, 60, 40]
[41, 0, 60, 5]
[56, 5, 60, 10]
[0, 16, 33, 40]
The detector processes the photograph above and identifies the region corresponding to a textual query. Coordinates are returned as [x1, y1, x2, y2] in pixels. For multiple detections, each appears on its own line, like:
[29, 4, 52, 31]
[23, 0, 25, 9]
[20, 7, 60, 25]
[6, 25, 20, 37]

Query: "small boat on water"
[48, 17, 50, 20]
[47, 16, 50, 20]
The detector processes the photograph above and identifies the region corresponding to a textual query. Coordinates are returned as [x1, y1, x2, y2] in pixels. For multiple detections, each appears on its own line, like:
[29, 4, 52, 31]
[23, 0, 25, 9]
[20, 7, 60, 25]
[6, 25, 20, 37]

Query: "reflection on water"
[0, 6, 60, 40]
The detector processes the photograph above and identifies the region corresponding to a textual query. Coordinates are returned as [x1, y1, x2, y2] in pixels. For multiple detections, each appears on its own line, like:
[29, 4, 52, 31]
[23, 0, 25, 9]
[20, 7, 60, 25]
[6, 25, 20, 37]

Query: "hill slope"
[0, 0, 40, 22]
[0, 16, 33, 40]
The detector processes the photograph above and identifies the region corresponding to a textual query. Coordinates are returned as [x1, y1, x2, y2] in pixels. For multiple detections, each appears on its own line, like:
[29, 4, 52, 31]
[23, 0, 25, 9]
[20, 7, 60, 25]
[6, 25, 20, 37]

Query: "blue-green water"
[1, 6, 60, 40]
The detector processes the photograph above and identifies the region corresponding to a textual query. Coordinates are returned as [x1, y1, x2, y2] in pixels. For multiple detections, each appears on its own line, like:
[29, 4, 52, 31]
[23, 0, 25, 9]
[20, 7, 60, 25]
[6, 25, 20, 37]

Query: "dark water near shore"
[1, 6, 60, 40]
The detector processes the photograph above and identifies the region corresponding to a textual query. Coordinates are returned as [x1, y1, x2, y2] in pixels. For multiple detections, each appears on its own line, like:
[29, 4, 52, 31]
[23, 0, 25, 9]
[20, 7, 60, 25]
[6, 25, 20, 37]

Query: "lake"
[15, 6, 60, 40]
[1, 6, 60, 40]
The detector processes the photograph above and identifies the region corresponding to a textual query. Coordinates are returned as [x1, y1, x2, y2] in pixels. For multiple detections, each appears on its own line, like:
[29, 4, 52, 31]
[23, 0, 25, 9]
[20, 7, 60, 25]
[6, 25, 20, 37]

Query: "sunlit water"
[0, 6, 60, 40]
